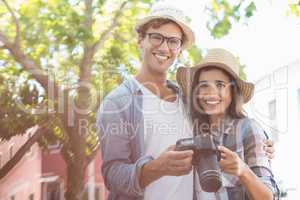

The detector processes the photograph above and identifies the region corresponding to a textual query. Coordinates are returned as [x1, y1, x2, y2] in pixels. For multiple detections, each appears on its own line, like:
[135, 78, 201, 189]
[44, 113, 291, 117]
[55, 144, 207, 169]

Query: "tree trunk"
[63, 125, 88, 200]
[64, 156, 87, 200]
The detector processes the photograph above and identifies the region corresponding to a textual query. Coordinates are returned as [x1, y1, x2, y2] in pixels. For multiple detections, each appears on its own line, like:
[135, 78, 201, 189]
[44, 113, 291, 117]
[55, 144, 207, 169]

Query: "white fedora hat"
[135, 2, 195, 49]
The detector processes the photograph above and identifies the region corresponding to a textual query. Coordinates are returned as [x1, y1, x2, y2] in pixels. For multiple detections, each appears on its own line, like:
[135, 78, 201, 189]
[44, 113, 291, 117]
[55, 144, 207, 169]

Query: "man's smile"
[152, 52, 170, 62]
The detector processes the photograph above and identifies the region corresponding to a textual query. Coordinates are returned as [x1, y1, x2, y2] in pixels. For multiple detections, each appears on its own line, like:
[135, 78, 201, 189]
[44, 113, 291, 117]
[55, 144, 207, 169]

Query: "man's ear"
[137, 35, 144, 46]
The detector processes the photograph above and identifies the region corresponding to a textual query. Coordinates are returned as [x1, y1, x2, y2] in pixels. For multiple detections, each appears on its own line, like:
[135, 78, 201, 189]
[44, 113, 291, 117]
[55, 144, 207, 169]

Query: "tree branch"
[93, 1, 127, 53]
[78, 0, 95, 82]
[0, 123, 50, 180]
[79, 1, 128, 82]
[1, 0, 20, 48]
[0, 31, 10, 49]
[0, 31, 60, 100]
[0, 1, 61, 102]
[84, 0, 93, 30]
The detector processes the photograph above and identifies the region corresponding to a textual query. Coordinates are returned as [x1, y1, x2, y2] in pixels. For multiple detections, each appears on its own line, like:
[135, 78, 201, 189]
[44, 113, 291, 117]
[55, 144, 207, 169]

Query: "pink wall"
[42, 148, 67, 181]
[0, 132, 42, 200]
[0, 128, 106, 200]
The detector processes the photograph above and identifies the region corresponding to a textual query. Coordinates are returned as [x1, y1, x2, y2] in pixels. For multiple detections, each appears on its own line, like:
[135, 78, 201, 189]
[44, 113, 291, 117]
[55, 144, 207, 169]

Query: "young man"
[97, 3, 275, 200]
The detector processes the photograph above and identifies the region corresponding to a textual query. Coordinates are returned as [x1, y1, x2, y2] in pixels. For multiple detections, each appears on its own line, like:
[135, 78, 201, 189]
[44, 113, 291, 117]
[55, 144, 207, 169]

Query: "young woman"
[176, 48, 279, 200]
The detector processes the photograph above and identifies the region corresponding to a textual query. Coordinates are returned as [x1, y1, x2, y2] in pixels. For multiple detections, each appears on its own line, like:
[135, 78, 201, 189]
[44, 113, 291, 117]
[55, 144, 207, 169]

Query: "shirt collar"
[123, 75, 179, 95]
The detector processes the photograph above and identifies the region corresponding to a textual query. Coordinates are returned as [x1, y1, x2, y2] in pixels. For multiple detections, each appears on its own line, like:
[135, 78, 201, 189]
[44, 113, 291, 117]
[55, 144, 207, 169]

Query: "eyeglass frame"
[146, 32, 183, 51]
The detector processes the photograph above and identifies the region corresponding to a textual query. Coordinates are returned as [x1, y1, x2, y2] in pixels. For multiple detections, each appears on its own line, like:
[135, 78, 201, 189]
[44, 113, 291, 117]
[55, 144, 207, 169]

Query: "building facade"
[246, 59, 300, 199]
[0, 128, 106, 200]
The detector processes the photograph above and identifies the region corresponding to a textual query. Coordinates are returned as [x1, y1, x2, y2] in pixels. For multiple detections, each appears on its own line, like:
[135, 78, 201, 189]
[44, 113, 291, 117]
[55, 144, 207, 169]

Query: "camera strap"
[193, 167, 197, 200]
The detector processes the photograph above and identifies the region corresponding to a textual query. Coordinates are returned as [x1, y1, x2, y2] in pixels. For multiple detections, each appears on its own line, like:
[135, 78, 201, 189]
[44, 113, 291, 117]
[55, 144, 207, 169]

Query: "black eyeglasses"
[146, 32, 182, 51]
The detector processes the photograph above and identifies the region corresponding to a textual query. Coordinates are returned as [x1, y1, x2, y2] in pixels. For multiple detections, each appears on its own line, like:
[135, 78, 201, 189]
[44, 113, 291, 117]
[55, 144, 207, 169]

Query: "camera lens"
[198, 169, 222, 192]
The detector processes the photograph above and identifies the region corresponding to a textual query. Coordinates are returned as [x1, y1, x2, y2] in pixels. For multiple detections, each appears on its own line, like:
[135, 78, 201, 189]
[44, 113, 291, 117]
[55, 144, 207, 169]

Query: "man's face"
[139, 22, 183, 74]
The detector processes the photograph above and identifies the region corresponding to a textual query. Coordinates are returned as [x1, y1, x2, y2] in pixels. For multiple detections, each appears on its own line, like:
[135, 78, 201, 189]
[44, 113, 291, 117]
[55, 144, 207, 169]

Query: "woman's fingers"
[218, 146, 236, 159]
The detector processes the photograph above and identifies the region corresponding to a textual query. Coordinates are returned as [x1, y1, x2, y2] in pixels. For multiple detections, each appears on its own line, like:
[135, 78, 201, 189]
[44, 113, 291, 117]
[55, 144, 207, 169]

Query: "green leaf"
[187, 45, 203, 65]
[211, 18, 231, 38]
[245, 2, 256, 18]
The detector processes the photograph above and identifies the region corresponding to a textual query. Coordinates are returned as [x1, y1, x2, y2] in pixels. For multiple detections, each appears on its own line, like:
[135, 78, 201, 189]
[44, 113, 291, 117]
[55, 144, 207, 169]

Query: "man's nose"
[157, 39, 169, 51]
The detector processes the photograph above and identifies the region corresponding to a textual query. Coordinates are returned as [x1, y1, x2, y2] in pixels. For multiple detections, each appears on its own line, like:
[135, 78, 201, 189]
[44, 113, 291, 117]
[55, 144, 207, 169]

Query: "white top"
[135, 80, 193, 200]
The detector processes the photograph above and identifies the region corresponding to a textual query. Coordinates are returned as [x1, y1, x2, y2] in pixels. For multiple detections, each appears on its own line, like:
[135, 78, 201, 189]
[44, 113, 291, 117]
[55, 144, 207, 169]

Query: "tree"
[206, 0, 257, 39]
[0, 0, 152, 199]
[288, 0, 300, 17]
[0, 0, 260, 199]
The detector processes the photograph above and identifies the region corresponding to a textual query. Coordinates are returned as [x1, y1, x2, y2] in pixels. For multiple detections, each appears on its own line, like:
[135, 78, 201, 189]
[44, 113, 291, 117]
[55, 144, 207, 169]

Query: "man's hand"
[155, 145, 193, 176]
[264, 139, 275, 159]
[140, 145, 193, 188]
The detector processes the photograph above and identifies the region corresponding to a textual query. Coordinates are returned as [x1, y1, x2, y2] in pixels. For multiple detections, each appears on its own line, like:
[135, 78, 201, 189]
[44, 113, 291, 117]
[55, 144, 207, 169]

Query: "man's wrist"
[140, 158, 164, 188]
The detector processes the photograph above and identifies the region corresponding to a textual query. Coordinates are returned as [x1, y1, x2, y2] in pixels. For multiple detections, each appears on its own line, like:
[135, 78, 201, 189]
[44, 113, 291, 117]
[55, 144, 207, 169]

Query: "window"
[29, 194, 34, 200]
[268, 99, 276, 120]
[48, 141, 60, 150]
[46, 182, 61, 200]
[268, 99, 279, 142]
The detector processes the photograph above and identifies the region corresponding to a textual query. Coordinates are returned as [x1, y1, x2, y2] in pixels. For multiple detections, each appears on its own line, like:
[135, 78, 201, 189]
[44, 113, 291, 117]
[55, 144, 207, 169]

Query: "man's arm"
[97, 98, 151, 197]
[98, 98, 194, 196]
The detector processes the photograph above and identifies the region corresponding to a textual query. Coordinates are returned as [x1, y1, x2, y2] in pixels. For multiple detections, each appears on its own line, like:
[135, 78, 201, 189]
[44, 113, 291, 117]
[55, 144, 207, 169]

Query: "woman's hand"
[218, 146, 273, 200]
[218, 145, 249, 177]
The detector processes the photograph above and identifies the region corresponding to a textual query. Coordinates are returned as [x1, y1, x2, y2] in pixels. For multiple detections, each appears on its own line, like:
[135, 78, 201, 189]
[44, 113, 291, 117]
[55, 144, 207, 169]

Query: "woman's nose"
[206, 84, 220, 95]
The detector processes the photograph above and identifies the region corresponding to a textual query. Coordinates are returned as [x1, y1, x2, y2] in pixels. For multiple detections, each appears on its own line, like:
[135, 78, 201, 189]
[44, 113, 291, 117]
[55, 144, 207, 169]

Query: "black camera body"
[175, 134, 222, 192]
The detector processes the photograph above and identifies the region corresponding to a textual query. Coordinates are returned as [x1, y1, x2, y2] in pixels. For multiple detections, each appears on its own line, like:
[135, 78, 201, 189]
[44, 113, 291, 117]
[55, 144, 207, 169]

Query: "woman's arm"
[218, 146, 273, 200]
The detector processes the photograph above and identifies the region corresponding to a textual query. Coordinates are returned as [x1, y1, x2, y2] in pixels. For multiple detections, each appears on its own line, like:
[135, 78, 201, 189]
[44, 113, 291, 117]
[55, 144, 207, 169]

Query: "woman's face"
[196, 68, 232, 119]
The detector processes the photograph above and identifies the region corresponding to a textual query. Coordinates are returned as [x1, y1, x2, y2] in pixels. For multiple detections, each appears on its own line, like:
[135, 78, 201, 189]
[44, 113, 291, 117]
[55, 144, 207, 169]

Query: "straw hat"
[135, 2, 195, 50]
[176, 48, 254, 103]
